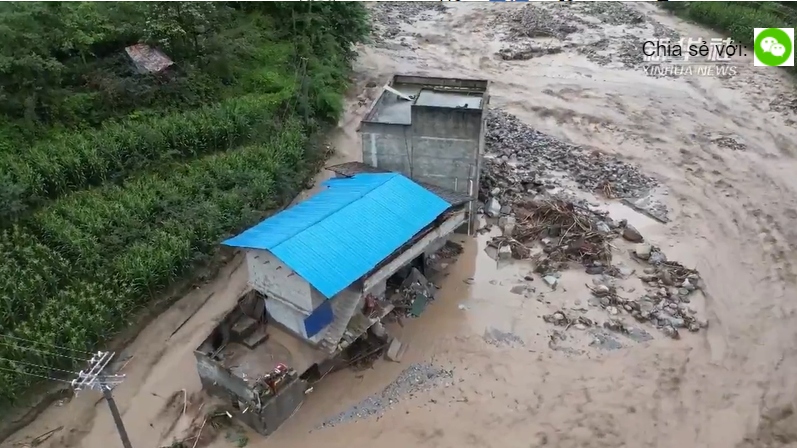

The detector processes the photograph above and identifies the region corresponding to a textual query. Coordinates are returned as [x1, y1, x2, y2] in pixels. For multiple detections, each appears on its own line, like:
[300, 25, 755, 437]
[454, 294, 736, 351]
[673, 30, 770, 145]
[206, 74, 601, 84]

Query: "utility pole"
[71, 351, 132, 448]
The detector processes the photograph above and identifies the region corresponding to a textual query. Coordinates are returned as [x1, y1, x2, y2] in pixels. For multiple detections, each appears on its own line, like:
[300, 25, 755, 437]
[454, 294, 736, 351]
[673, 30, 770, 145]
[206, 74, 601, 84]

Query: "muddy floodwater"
[6, 3, 797, 448]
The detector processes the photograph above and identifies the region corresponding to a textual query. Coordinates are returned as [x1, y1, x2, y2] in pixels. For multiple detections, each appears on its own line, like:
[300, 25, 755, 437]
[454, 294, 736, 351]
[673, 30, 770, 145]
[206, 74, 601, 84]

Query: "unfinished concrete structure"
[194, 291, 313, 436]
[358, 75, 490, 231]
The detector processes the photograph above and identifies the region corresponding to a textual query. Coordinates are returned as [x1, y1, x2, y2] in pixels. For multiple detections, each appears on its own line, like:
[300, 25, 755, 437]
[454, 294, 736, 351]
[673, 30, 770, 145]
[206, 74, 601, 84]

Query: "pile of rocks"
[497, 4, 590, 40]
[482, 109, 658, 203]
[575, 2, 646, 26]
[369, 3, 447, 43]
[498, 43, 564, 61]
[319, 363, 453, 428]
[769, 94, 797, 115]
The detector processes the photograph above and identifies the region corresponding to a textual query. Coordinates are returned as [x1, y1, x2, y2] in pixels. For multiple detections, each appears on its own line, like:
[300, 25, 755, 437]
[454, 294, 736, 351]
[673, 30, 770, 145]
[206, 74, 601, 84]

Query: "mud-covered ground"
[6, 3, 797, 448]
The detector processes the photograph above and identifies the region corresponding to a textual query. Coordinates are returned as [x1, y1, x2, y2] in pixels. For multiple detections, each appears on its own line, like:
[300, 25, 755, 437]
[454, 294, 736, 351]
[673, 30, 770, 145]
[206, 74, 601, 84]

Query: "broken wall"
[193, 350, 255, 403]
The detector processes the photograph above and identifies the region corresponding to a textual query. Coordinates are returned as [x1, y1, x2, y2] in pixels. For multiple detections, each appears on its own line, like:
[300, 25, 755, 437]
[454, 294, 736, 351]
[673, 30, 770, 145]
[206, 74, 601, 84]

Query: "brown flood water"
[6, 3, 797, 448]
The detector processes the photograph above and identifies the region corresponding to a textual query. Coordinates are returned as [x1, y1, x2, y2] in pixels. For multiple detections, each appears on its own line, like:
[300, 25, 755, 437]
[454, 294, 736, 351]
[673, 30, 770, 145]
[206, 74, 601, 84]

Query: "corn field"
[0, 91, 295, 225]
[0, 120, 315, 402]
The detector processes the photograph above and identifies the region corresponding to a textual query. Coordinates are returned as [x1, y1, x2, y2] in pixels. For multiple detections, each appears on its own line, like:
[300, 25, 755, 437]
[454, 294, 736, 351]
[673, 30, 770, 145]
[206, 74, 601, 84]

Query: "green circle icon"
[755, 28, 793, 66]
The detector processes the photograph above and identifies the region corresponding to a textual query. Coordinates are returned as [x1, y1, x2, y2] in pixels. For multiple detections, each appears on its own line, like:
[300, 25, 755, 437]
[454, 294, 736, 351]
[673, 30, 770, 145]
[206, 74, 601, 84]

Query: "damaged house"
[193, 169, 470, 436]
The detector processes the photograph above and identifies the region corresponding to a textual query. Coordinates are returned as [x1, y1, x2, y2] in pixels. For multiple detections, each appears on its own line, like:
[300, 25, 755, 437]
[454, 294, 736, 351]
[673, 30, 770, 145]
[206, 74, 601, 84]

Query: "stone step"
[243, 326, 269, 349]
[231, 316, 258, 341]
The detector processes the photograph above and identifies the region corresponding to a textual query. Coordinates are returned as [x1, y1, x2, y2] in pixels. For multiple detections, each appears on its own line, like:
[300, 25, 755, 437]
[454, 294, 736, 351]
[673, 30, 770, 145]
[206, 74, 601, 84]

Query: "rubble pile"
[543, 310, 595, 330]
[497, 4, 589, 40]
[390, 267, 437, 318]
[370, 3, 447, 43]
[770, 94, 797, 115]
[498, 43, 564, 61]
[482, 110, 658, 202]
[587, 256, 706, 339]
[575, 2, 645, 26]
[489, 197, 617, 266]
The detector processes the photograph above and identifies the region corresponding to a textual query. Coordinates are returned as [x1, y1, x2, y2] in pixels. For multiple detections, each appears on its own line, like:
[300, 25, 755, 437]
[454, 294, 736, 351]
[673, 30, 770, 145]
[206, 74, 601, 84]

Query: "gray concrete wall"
[410, 106, 482, 196]
[259, 377, 308, 435]
[360, 110, 481, 197]
[194, 351, 255, 403]
[360, 123, 410, 173]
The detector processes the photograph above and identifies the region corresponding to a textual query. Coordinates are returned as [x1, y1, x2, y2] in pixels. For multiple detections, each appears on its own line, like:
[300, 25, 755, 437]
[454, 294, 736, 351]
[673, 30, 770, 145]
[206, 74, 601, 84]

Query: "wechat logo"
[754, 28, 794, 67]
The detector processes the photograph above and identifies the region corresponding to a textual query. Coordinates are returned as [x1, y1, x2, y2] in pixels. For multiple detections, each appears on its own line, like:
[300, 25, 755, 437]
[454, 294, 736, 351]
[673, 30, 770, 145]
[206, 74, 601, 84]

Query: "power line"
[0, 340, 91, 362]
[0, 365, 72, 384]
[0, 334, 95, 356]
[0, 356, 81, 376]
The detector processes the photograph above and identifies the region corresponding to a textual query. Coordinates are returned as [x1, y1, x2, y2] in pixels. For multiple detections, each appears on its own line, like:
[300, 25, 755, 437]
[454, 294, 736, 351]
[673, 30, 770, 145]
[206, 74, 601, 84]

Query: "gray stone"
[510, 285, 526, 295]
[543, 275, 559, 289]
[669, 317, 685, 328]
[617, 266, 634, 278]
[586, 266, 604, 275]
[498, 216, 517, 237]
[595, 221, 611, 234]
[648, 251, 667, 265]
[500, 205, 512, 215]
[485, 198, 502, 218]
[498, 245, 512, 260]
[634, 243, 652, 260]
[386, 338, 406, 362]
[592, 284, 611, 297]
[622, 224, 644, 243]
[490, 187, 501, 196]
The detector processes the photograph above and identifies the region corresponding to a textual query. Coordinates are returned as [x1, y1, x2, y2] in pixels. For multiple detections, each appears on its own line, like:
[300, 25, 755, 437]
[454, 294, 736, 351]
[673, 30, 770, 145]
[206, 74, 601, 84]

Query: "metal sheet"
[223, 173, 451, 298]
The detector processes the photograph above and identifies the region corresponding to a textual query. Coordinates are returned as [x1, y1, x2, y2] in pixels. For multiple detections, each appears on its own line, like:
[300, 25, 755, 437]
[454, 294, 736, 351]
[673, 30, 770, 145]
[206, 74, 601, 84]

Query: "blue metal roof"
[223, 173, 452, 298]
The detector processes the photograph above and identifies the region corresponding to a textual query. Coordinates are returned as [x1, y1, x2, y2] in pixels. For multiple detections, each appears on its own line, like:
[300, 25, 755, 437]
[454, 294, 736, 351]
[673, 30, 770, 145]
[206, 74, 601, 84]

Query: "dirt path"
[6, 3, 797, 448]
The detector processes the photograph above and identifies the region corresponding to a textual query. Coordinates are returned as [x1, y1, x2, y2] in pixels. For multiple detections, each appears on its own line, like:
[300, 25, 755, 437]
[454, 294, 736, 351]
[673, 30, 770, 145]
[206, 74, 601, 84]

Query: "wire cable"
[0, 340, 91, 362]
[0, 365, 72, 384]
[0, 333, 95, 356]
[0, 356, 81, 376]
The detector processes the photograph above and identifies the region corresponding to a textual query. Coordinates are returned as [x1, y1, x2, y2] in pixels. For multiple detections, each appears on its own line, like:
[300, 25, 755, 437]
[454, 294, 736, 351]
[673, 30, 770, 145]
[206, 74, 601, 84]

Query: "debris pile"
[585, 251, 706, 339]
[390, 268, 437, 318]
[437, 240, 464, 259]
[575, 2, 645, 26]
[483, 110, 658, 201]
[543, 310, 595, 330]
[319, 363, 453, 428]
[370, 3, 447, 43]
[497, 4, 590, 40]
[498, 43, 564, 61]
[713, 136, 747, 152]
[489, 198, 616, 266]
[770, 94, 797, 115]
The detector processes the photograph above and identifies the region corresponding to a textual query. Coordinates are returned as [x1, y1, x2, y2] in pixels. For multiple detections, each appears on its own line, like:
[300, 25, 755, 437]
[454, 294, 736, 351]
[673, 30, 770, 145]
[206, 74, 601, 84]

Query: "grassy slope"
[0, 3, 368, 406]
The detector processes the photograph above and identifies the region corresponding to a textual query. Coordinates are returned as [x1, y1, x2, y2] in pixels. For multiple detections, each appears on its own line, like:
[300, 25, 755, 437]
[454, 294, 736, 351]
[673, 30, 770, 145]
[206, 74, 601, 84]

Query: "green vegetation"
[0, 2, 370, 405]
[660, 1, 797, 76]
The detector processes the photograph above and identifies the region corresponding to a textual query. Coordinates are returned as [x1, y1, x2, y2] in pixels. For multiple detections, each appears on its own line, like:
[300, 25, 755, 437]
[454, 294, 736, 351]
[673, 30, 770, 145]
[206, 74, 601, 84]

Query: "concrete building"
[358, 74, 490, 231]
[194, 171, 469, 436]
